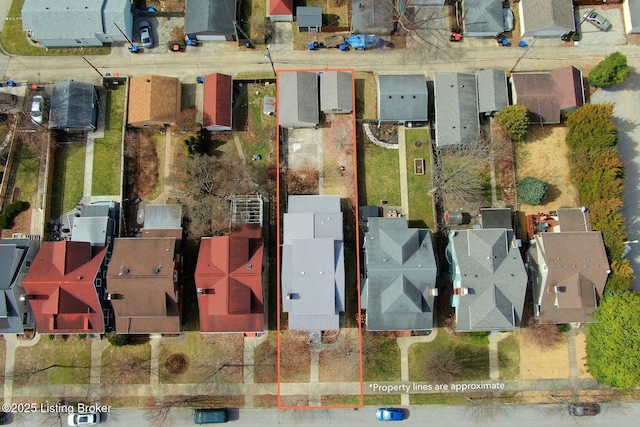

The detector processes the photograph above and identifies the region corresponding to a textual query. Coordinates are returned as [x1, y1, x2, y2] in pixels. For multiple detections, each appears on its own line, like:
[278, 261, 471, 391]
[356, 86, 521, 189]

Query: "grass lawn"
[354, 72, 377, 120]
[12, 143, 40, 206]
[410, 393, 468, 405]
[358, 142, 401, 207]
[363, 395, 402, 406]
[321, 395, 361, 406]
[101, 338, 151, 385]
[237, 82, 276, 163]
[14, 337, 91, 386]
[51, 144, 86, 218]
[409, 329, 490, 381]
[92, 87, 125, 196]
[1, 0, 110, 56]
[159, 332, 244, 384]
[498, 334, 520, 380]
[363, 333, 401, 381]
[145, 134, 166, 201]
[405, 128, 434, 229]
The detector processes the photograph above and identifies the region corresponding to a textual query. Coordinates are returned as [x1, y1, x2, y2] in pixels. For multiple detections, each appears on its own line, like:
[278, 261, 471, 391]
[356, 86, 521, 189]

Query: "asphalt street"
[5, 403, 640, 427]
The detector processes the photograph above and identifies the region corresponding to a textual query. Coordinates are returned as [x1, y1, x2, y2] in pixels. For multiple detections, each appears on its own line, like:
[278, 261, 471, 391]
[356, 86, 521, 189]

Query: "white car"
[30, 95, 43, 124]
[67, 412, 99, 426]
[583, 10, 612, 32]
[139, 19, 153, 48]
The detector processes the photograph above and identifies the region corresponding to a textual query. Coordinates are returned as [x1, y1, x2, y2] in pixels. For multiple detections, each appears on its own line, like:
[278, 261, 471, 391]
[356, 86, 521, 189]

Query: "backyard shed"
[297, 6, 323, 32]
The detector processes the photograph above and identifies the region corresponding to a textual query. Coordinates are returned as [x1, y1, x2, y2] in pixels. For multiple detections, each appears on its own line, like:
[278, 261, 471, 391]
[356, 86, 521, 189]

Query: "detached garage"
[186, 0, 237, 41]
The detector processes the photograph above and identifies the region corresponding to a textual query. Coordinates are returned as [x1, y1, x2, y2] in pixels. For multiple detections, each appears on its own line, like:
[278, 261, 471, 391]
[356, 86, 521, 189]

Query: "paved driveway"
[591, 72, 640, 292]
[576, 6, 627, 48]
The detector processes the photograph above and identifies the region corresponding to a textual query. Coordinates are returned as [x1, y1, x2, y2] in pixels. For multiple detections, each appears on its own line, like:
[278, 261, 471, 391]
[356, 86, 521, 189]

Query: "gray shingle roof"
[185, 0, 237, 36]
[296, 6, 323, 30]
[362, 218, 437, 331]
[351, 0, 395, 34]
[377, 74, 428, 123]
[447, 229, 527, 332]
[0, 239, 39, 333]
[476, 69, 509, 115]
[320, 71, 353, 113]
[22, 0, 102, 40]
[464, 0, 503, 37]
[434, 73, 479, 147]
[282, 196, 345, 331]
[519, 0, 574, 37]
[278, 72, 319, 128]
[480, 208, 513, 230]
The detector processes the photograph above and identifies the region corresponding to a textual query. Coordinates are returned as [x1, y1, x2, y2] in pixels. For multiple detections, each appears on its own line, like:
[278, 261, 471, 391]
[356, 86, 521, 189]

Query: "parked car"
[30, 95, 44, 124]
[503, 7, 514, 32]
[194, 408, 228, 424]
[138, 19, 153, 48]
[0, 411, 6, 425]
[583, 10, 612, 32]
[561, 31, 577, 42]
[376, 408, 405, 421]
[67, 412, 99, 426]
[569, 403, 601, 416]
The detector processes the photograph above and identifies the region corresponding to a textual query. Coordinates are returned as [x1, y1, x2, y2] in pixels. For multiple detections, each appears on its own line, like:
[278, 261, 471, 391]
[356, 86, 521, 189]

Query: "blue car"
[376, 408, 405, 421]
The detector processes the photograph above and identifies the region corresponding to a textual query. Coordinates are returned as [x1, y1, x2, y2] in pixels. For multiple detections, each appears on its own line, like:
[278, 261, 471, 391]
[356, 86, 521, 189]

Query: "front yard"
[101, 338, 151, 385]
[362, 332, 401, 382]
[13, 337, 91, 386]
[92, 86, 125, 196]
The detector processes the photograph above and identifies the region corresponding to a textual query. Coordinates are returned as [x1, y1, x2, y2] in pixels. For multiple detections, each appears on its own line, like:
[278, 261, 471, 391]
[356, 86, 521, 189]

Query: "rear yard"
[50, 144, 86, 218]
[357, 140, 401, 207]
[405, 128, 434, 229]
[92, 86, 125, 196]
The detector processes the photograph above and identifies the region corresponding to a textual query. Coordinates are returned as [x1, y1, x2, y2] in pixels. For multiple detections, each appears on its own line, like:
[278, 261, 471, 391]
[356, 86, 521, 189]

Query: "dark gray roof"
[377, 74, 428, 122]
[464, 0, 503, 37]
[362, 218, 437, 331]
[351, 0, 394, 34]
[277, 72, 319, 128]
[476, 69, 509, 115]
[282, 196, 345, 331]
[49, 81, 97, 130]
[447, 229, 527, 332]
[627, 0, 640, 33]
[480, 208, 513, 230]
[320, 71, 353, 113]
[0, 239, 39, 333]
[434, 73, 479, 147]
[185, 0, 237, 36]
[296, 6, 322, 29]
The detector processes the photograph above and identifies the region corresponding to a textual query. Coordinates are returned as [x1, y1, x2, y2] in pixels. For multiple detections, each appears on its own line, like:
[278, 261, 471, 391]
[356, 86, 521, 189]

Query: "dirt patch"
[322, 114, 355, 198]
[165, 353, 188, 374]
[280, 331, 311, 383]
[516, 125, 578, 214]
[0, 208, 32, 238]
[254, 394, 278, 408]
[519, 332, 570, 379]
[574, 331, 592, 379]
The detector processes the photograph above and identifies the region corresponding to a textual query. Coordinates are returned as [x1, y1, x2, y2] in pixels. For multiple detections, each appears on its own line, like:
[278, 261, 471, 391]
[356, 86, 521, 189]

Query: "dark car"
[194, 408, 228, 424]
[569, 403, 601, 416]
[561, 31, 577, 42]
[376, 408, 405, 421]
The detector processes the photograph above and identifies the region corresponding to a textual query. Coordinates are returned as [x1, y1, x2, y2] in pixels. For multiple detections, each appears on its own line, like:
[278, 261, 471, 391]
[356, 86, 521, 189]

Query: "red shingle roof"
[203, 73, 232, 130]
[195, 228, 264, 333]
[22, 241, 107, 334]
[269, 0, 293, 16]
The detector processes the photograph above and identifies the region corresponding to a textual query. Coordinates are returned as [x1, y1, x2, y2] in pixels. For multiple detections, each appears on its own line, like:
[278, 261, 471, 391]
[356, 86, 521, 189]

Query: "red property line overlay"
[275, 68, 363, 410]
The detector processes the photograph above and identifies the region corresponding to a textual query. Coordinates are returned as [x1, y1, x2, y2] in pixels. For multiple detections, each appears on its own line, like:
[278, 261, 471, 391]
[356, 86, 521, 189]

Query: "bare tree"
[425, 347, 463, 383]
[523, 318, 564, 348]
[465, 392, 506, 424]
[176, 108, 197, 133]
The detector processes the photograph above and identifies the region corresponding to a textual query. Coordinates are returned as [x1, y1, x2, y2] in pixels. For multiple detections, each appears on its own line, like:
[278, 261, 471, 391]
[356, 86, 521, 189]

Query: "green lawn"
[405, 128, 434, 229]
[409, 329, 490, 382]
[144, 134, 166, 201]
[92, 87, 124, 196]
[354, 72, 378, 120]
[358, 142, 401, 207]
[101, 338, 151, 385]
[363, 395, 402, 406]
[410, 393, 468, 405]
[237, 83, 276, 163]
[363, 334, 401, 381]
[14, 338, 91, 386]
[498, 334, 520, 380]
[13, 143, 41, 206]
[51, 144, 86, 218]
[159, 332, 244, 384]
[1, 0, 110, 56]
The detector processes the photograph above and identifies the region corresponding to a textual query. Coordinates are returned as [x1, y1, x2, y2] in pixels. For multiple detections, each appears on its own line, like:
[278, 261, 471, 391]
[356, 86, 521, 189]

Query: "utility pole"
[82, 57, 103, 78]
[264, 45, 276, 77]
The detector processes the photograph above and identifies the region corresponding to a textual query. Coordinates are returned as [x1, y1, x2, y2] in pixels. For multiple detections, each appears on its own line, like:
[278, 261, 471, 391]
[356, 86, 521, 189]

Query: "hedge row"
[566, 103, 631, 291]
[0, 200, 30, 230]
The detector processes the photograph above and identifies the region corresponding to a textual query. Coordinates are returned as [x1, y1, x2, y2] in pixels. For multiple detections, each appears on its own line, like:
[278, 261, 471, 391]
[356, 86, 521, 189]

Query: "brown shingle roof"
[107, 237, 180, 334]
[128, 75, 181, 127]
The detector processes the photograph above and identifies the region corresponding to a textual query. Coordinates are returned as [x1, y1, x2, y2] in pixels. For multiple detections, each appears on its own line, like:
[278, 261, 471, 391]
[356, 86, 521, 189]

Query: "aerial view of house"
[0, 0, 639, 421]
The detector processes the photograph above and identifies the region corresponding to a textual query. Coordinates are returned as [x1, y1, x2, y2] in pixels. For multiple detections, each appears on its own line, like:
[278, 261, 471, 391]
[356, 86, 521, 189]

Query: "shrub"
[557, 324, 571, 333]
[495, 104, 530, 142]
[566, 104, 617, 150]
[0, 200, 30, 230]
[517, 177, 548, 205]
[106, 332, 131, 346]
[587, 51, 631, 88]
